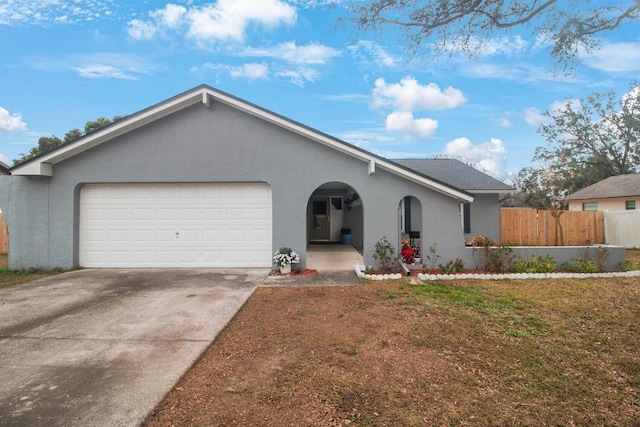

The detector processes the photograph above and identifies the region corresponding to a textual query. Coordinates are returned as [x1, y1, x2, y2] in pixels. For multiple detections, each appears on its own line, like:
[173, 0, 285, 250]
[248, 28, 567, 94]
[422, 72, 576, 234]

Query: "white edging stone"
[354, 265, 640, 281]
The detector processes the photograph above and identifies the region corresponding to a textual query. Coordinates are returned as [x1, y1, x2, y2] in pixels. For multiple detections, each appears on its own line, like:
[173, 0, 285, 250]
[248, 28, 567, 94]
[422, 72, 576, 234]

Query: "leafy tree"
[514, 86, 639, 210]
[348, 0, 639, 72]
[13, 116, 124, 165]
[535, 85, 640, 188]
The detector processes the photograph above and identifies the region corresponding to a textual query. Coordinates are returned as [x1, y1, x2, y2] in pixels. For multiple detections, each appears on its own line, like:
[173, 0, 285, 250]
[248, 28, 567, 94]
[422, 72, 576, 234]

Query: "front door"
[309, 197, 330, 242]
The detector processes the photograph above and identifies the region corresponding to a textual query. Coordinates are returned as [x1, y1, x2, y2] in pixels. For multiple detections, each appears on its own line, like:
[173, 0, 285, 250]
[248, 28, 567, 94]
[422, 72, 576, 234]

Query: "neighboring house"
[565, 174, 640, 212]
[393, 159, 513, 242]
[0, 85, 493, 270]
[0, 161, 10, 175]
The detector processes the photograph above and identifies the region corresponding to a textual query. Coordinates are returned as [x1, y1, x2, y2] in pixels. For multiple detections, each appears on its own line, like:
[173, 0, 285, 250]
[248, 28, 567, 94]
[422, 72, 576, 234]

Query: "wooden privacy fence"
[501, 208, 604, 246]
[0, 213, 7, 254]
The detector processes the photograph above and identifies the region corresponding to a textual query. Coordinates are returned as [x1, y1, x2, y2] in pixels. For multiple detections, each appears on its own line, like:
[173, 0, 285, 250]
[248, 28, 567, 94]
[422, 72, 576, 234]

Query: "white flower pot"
[279, 263, 291, 274]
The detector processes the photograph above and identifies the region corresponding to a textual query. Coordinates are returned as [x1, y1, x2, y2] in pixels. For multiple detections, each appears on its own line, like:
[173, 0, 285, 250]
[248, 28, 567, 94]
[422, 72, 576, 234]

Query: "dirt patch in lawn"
[268, 268, 317, 277]
[144, 276, 640, 426]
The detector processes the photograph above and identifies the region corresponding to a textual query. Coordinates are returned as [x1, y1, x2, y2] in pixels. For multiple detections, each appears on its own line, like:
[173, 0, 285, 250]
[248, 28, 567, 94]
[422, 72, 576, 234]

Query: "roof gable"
[9, 85, 473, 202]
[565, 174, 640, 200]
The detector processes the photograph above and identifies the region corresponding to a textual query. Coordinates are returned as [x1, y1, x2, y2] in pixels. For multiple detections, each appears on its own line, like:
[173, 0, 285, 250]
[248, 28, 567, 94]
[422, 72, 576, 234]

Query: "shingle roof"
[391, 158, 514, 193]
[564, 174, 640, 200]
[0, 161, 10, 175]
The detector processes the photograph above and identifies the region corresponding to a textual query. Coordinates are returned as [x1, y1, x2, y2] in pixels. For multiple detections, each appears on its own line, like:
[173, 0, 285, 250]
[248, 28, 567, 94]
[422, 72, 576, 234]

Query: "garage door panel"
[80, 183, 272, 268]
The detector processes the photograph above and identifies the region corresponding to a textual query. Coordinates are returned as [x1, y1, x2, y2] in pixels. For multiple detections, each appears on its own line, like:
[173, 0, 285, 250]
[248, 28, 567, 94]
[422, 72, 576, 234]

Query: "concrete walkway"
[0, 269, 264, 427]
[306, 244, 363, 271]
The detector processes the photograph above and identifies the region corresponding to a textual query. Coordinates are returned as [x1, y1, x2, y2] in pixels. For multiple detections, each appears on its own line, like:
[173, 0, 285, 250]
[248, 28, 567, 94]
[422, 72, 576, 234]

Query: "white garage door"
[80, 183, 272, 268]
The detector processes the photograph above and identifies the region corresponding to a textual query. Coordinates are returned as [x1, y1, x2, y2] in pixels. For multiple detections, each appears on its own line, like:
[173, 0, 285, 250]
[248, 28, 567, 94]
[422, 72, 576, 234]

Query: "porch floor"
[306, 244, 363, 271]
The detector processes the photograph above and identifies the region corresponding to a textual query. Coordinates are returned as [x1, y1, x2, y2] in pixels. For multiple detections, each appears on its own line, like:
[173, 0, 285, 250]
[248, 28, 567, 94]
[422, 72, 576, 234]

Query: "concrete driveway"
[0, 268, 266, 426]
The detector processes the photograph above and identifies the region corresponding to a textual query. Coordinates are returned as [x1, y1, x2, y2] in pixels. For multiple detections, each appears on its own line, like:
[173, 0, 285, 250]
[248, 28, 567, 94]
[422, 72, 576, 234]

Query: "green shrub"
[619, 261, 640, 271]
[373, 236, 398, 272]
[471, 237, 514, 273]
[562, 257, 599, 273]
[439, 258, 464, 274]
[514, 255, 556, 273]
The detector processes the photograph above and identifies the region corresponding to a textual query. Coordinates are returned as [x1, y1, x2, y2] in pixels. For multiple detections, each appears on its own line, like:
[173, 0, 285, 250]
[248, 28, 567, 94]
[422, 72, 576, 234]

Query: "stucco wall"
[569, 197, 639, 211]
[469, 193, 502, 241]
[0, 101, 469, 270]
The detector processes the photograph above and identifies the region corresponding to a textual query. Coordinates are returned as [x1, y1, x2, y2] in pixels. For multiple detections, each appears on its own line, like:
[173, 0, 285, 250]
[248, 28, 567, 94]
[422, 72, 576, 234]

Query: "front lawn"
[145, 276, 640, 426]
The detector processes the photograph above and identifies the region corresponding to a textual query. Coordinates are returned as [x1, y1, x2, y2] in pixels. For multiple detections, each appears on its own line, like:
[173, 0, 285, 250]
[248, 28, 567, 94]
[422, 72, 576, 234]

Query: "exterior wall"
[569, 197, 639, 211]
[0, 176, 51, 269]
[0, 101, 468, 269]
[469, 193, 502, 241]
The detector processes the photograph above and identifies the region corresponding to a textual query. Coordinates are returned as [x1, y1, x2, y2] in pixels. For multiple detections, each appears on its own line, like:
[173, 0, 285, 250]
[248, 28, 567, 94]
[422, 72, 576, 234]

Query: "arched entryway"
[306, 182, 364, 270]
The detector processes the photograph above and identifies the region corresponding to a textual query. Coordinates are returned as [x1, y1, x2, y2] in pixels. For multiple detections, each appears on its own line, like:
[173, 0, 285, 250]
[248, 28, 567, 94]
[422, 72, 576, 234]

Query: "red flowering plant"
[401, 239, 415, 264]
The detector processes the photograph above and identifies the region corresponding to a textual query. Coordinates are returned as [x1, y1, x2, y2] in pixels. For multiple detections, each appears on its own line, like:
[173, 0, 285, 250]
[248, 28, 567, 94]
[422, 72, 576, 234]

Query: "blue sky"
[1, 0, 638, 181]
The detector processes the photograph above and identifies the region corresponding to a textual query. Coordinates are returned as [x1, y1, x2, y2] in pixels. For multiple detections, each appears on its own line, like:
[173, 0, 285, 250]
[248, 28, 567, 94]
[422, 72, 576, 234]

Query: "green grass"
[0, 254, 64, 288]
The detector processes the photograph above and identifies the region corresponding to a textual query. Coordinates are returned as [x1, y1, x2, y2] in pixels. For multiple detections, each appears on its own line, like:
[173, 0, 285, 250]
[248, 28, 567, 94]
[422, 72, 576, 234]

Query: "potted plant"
[340, 228, 352, 245]
[273, 247, 300, 274]
[401, 239, 414, 264]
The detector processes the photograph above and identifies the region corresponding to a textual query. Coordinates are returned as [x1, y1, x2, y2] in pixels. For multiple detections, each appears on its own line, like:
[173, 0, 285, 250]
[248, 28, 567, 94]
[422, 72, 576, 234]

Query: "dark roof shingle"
[391, 158, 513, 192]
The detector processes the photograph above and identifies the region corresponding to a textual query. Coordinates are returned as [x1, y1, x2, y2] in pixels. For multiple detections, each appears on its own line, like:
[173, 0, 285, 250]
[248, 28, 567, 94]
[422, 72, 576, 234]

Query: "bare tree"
[348, 0, 639, 72]
[515, 165, 574, 245]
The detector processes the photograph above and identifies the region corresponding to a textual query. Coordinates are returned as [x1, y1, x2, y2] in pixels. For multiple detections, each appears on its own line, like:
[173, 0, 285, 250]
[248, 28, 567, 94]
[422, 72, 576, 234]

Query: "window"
[582, 202, 598, 211]
[398, 199, 405, 233]
[626, 200, 636, 210]
[463, 203, 471, 234]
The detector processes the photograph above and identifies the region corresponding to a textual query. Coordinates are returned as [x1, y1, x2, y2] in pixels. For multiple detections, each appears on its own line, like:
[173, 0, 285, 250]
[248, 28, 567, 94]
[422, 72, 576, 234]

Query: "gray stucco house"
[392, 159, 513, 242]
[0, 85, 510, 270]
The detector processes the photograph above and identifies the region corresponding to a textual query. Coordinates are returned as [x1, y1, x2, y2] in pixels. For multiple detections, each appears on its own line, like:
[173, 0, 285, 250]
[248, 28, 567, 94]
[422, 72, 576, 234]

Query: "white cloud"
[0, 0, 116, 26]
[0, 107, 28, 132]
[442, 137, 508, 178]
[127, 19, 157, 40]
[550, 98, 581, 114]
[494, 114, 512, 128]
[319, 93, 369, 103]
[622, 86, 640, 114]
[239, 41, 341, 65]
[230, 63, 269, 80]
[189, 0, 296, 43]
[433, 35, 528, 57]
[348, 40, 400, 68]
[275, 67, 320, 87]
[372, 77, 467, 111]
[582, 41, 640, 72]
[129, 0, 297, 45]
[475, 36, 529, 56]
[150, 4, 186, 29]
[370, 77, 465, 140]
[0, 152, 10, 165]
[523, 107, 549, 126]
[72, 65, 138, 80]
[30, 53, 152, 80]
[385, 112, 438, 139]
